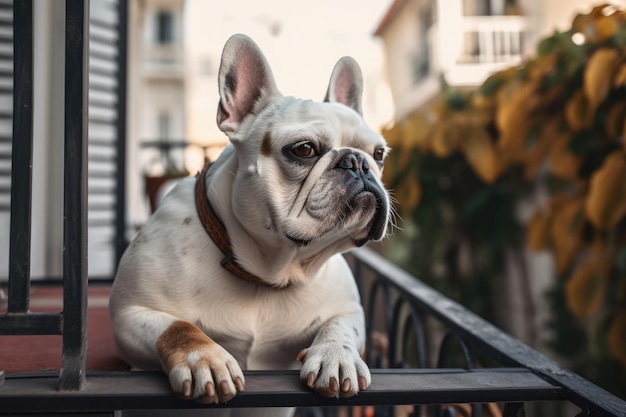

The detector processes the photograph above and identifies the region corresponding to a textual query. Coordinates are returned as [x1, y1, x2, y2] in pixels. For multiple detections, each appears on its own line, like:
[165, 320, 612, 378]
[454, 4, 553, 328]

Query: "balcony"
[142, 43, 184, 80]
[1, 2, 625, 416]
[448, 15, 528, 85]
[398, 15, 528, 117]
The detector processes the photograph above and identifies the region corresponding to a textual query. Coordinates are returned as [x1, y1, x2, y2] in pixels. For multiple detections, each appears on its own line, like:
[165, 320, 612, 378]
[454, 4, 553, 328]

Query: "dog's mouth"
[286, 234, 312, 247]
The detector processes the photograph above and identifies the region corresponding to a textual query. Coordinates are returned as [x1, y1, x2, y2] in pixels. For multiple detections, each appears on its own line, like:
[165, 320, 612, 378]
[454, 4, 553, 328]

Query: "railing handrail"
[0, 368, 563, 412]
[350, 247, 626, 417]
[461, 14, 528, 31]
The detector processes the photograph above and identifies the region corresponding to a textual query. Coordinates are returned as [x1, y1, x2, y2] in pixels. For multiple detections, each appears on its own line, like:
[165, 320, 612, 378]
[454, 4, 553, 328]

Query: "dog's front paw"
[297, 343, 371, 398]
[158, 322, 245, 403]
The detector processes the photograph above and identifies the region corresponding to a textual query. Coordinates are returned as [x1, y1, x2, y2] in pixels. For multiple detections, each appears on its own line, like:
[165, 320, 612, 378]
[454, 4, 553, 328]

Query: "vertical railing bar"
[58, 0, 90, 391]
[114, 0, 129, 268]
[7, 0, 34, 313]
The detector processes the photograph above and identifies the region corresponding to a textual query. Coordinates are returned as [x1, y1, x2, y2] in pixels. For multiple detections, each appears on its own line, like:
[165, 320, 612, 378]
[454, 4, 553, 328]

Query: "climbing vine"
[382, 4, 626, 396]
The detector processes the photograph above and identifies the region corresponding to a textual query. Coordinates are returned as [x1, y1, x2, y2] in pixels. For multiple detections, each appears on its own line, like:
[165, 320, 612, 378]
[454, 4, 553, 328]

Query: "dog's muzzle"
[334, 151, 389, 244]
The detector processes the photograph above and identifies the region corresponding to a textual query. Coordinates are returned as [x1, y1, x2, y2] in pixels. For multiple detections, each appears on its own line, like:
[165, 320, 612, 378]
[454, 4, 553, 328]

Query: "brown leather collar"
[194, 163, 278, 288]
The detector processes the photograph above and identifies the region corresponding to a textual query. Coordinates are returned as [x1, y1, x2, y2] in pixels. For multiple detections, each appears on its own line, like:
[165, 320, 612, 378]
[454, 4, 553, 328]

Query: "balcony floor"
[0, 285, 129, 373]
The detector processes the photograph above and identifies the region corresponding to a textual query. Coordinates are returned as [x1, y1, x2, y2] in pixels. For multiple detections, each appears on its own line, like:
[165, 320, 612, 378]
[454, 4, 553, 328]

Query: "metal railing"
[1, 247, 625, 415]
[348, 249, 626, 417]
[1, 1, 626, 416]
[0, 0, 128, 391]
[458, 15, 528, 64]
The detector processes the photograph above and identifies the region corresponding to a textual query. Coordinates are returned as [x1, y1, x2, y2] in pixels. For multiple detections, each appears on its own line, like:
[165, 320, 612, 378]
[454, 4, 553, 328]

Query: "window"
[412, 4, 434, 83]
[158, 112, 171, 139]
[155, 11, 174, 44]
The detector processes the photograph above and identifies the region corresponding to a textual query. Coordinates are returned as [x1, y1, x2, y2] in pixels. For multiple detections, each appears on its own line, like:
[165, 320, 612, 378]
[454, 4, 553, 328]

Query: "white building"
[373, 0, 620, 120]
[127, 0, 186, 226]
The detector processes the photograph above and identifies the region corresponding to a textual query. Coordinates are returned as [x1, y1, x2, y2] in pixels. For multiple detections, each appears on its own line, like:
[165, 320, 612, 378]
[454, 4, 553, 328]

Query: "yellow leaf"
[565, 90, 595, 131]
[613, 62, 626, 88]
[575, 5, 623, 44]
[527, 209, 551, 251]
[431, 124, 457, 158]
[551, 151, 582, 181]
[551, 197, 585, 274]
[496, 82, 540, 146]
[608, 309, 626, 368]
[565, 247, 610, 317]
[585, 151, 626, 230]
[606, 101, 626, 139]
[592, 15, 621, 43]
[584, 48, 620, 111]
[460, 127, 500, 183]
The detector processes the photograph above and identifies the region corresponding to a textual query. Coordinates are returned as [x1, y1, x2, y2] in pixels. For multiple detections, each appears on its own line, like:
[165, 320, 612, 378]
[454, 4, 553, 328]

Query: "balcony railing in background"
[143, 44, 184, 78]
[420, 15, 528, 88]
[458, 15, 528, 65]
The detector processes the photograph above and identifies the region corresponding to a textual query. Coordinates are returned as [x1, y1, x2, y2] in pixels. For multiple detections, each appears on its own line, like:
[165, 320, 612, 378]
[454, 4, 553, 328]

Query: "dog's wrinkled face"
[215, 34, 390, 255]
[233, 99, 389, 249]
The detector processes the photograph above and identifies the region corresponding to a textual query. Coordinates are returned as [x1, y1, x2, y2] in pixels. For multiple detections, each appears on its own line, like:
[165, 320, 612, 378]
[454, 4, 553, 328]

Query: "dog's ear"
[324, 57, 363, 116]
[217, 34, 280, 135]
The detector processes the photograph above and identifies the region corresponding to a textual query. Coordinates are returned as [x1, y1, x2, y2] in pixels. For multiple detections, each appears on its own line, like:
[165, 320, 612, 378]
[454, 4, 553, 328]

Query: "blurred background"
[0, 0, 624, 404]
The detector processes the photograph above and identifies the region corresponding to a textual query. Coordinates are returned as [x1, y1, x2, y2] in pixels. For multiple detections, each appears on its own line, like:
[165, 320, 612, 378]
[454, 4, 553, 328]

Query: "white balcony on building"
[375, 0, 532, 121]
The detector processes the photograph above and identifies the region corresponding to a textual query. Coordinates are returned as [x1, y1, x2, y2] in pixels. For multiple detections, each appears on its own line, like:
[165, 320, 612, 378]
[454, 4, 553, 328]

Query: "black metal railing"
[1, 0, 89, 391]
[348, 248, 626, 417]
[1, 247, 625, 415]
[1, 0, 626, 416]
[0, 0, 128, 391]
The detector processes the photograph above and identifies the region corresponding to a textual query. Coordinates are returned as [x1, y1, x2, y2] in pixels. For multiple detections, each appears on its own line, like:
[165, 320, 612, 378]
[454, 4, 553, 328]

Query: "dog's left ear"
[324, 57, 363, 116]
[217, 34, 281, 136]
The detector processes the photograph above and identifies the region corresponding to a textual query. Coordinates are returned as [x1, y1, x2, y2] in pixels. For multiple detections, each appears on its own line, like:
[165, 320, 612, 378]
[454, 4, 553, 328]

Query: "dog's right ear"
[324, 56, 363, 116]
[217, 34, 280, 136]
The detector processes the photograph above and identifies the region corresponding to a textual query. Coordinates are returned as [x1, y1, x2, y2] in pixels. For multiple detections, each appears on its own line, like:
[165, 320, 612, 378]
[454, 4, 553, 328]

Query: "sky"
[183, 0, 394, 150]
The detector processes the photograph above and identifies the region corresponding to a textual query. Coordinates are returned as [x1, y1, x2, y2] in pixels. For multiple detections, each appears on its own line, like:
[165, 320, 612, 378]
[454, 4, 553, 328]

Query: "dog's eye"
[291, 142, 317, 159]
[374, 147, 385, 162]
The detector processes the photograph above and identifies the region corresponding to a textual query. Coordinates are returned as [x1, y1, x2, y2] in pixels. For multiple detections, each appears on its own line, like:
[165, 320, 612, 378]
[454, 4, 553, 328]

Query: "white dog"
[109, 34, 390, 413]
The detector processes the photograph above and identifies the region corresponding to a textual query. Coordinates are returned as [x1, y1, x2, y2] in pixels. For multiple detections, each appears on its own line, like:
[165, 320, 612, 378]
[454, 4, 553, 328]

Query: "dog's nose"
[337, 153, 369, 173]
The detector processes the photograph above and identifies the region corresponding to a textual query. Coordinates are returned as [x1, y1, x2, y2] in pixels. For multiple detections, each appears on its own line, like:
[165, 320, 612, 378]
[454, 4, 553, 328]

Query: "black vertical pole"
[59, 0, 89, 391]
[114, 0, 129, 267]
[8, 0, 34, 313]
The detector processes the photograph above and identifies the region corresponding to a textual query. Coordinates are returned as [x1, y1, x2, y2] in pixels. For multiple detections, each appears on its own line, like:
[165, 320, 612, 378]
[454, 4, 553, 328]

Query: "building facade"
[374, 0, 619, 120]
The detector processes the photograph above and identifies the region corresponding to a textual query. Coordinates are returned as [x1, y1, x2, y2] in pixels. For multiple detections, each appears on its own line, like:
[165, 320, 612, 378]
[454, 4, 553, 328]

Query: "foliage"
[382, 4, 626, 396]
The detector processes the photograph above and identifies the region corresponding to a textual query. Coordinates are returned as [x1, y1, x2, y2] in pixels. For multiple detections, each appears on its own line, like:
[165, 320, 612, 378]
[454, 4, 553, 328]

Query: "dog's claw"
[341, 378, 351, 393]
[306, 372, 316, 387]
[329, 377, 339, 393]
[358, 376, 368, 391]
[219, 380, 234, 402]
[182, 380, 192, 398]
[235, 376, 245, 392]
[205, 382, 215, 398]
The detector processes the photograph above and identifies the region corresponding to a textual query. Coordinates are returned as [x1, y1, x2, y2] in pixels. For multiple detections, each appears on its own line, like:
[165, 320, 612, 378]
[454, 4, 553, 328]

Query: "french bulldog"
[109, 33, 390, 413]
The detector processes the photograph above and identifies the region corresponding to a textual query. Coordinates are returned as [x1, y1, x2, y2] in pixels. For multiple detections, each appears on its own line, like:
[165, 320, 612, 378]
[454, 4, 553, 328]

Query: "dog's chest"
[188, 283, 332, 369]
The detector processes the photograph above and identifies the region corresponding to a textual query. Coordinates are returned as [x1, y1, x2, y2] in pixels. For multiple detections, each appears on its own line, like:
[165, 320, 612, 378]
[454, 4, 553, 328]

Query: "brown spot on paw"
[156, 320, 216, 369]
